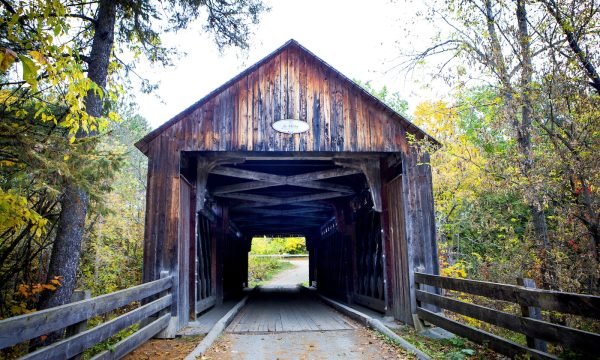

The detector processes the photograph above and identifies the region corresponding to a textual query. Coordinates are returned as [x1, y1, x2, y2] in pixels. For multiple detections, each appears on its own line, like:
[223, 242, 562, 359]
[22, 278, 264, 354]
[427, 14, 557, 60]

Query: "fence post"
[156, 271, 177, 338]
[65, 289, 91, 360]
[516, 277, 547, 352]
[412, 268, 426, 331]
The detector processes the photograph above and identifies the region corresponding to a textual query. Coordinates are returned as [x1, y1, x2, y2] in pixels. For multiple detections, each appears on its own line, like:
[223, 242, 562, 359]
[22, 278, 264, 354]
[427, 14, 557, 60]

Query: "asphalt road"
[263, 258, 309, 287]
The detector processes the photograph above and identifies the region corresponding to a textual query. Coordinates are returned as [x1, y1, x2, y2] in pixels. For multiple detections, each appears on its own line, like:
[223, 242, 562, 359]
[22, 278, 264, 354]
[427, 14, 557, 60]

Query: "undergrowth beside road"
[391, 326, 503, 360]
[247, 257, 293, 287]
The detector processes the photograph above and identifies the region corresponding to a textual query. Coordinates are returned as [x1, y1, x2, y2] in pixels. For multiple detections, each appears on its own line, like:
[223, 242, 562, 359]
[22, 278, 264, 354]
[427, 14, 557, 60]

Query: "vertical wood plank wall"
[178, 178, 192, 326]
[353, 201, 386, 312]
[384, 176, 412, 323]
[316, 218, 350, 300]
[195, 213, 214, 313]
[142, 46, 413, 154]
[142, 135, 181, 334]
[400, 149, 440, 317]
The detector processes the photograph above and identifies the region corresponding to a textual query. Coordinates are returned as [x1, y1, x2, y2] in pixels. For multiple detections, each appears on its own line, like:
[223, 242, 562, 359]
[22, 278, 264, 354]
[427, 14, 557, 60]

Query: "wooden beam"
[242, 226, 322, 232]
[196, 157, 245, 210]
[335, 160, 382, 212]
[235, 215, 329, 222]
[236, 216, 325, 223]
[232, 201, 334, 211]
[212, 181, 275, 195]
[211, 166, 283, 182]
[218, 191, 348, 206]
[210, 167, 357, 195]
[234, 208, 328, 216]
[234, 201, 332, 210]
[288, 168, 361, 182]
[193, 152, 384, 161]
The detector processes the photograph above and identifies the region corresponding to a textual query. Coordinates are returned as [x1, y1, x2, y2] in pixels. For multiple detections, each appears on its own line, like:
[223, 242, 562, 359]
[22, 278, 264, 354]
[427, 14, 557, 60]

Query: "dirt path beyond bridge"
[263, 258, 309, 287]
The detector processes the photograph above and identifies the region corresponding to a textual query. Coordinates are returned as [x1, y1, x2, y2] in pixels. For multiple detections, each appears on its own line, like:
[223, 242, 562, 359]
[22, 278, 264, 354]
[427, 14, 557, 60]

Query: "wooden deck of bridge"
[226, 287, 357, 333]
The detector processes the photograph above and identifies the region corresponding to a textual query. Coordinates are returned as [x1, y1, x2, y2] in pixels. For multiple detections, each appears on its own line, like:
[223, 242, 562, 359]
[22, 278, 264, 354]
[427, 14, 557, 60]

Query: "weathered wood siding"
[384, 175, 412, 323]
[353, 198, 386, 312]
[146, 45, 412, 153]
[143, 136, 180, 286]
[400, 149, 440, 319]
[178, 178, 192, 326]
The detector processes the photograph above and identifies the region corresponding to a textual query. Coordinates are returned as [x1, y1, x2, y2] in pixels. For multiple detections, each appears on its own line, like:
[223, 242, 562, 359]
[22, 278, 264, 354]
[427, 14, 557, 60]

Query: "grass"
[391, 325, 501, 360]
[247, 257, 294, 287]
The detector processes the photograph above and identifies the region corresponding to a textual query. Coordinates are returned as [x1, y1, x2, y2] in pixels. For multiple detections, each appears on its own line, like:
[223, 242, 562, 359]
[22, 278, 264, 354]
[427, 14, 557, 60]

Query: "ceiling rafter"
[233, 201, 333, 211]
[210, 167, 359, 195]
[217, 192, 346, 206]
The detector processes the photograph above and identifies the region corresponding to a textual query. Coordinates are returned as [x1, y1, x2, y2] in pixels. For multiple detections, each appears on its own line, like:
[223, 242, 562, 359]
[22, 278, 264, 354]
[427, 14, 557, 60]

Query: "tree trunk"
[35, 0, 116, 344]
[516, 0, 553, 289]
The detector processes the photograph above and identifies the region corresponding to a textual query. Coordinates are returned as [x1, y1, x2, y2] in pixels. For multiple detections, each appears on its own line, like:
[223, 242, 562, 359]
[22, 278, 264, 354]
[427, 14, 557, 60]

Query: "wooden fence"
[0, 275, 173, 359]
[414, 272, 600, 359]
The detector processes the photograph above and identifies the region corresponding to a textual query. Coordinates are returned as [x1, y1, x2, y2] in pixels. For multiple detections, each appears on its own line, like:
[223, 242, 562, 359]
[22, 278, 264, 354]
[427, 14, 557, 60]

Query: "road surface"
[263, 258, 309, 287]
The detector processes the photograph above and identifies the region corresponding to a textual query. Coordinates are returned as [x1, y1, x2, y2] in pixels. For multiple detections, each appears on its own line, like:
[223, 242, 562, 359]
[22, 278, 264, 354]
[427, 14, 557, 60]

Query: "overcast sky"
[135, 0, 449, 129]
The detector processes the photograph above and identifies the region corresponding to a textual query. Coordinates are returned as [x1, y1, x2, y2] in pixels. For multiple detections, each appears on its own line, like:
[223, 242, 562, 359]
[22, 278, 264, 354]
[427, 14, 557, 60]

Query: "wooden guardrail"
[0, 275, 173, 359]
[414, 272, 600, 360]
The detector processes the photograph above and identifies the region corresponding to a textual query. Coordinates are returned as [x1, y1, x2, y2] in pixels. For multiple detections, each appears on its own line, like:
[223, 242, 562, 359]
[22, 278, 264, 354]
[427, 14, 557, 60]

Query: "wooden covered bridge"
[1, 40, 598, 360]
[134, 39, 439, 335]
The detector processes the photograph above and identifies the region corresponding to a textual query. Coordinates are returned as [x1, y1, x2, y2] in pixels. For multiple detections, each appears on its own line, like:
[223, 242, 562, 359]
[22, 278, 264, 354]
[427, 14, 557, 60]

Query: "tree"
[353, 79, 409, 117]
[0, 0, 267, 327]
[79, 112, 151, 295]
[404, 0, 599, 290]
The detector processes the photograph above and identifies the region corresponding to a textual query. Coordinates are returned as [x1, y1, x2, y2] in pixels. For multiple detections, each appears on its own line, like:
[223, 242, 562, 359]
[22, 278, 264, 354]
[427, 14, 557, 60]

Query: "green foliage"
[353, 79, 409, 117]
[247, 257, 293, 287]
[78, 112, 150, 295]
[390, 325, 492, 360]
[408, 0, 600, 296]
[250, 236, 307, 255]
[0, 95, 123, 317]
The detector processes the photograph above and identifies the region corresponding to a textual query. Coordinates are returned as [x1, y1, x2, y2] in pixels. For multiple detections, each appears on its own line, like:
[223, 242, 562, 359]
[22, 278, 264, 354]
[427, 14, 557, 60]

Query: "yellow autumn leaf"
[0, 48, 17, 72]
[29, 50, 48, 65]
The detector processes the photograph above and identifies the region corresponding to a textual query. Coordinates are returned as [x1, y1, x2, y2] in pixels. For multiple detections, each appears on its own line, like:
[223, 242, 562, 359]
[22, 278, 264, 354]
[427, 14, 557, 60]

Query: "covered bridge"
[135, 39, 440, 336]
[1, 40, 595, 360]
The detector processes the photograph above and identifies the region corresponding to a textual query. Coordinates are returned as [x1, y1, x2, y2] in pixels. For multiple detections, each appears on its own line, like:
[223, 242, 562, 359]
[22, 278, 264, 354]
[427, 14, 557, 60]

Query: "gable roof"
[135, 39, 438, 151]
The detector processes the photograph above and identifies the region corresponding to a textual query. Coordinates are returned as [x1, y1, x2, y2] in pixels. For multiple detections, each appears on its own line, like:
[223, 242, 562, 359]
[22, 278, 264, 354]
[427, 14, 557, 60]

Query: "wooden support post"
[155, 271, 175, 338]
[516, 278, 548, 352]
[400, 149, 440, 325]
[65, 290, 91, 337]
[412, 268, 426, 332]
[65, 290, 91, 360]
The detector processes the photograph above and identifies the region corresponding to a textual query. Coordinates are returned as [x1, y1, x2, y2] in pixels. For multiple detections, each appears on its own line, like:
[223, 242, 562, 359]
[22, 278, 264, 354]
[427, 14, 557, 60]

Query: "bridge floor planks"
[227, 287, 356, 333]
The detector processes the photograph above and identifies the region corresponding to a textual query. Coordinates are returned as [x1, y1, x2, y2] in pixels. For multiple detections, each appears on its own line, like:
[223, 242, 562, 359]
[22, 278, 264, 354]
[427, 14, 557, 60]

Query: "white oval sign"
[272, 119, 309, 134]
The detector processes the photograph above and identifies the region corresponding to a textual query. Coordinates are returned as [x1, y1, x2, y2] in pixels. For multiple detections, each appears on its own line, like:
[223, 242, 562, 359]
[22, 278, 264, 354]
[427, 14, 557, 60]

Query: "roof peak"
[135, 39, 437, 152]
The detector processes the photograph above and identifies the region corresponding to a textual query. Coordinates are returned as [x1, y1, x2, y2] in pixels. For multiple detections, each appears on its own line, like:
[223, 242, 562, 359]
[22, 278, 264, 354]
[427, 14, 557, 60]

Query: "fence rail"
[0, 276, 173, 359]
[414, 272, 600, 360]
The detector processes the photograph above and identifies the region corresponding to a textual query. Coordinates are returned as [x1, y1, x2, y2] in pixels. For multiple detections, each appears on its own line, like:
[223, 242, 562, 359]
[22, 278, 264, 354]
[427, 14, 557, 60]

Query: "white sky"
[135, 0, 450, 129]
